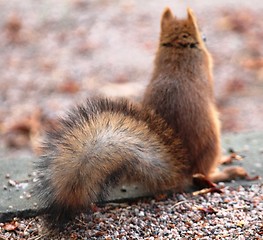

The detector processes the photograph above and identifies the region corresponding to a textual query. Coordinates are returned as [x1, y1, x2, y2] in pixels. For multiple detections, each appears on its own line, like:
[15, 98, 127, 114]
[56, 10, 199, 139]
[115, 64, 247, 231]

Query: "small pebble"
[218, 182, 225, 187]
[8, 179, 16, 187]
[138, 211, 144, 217]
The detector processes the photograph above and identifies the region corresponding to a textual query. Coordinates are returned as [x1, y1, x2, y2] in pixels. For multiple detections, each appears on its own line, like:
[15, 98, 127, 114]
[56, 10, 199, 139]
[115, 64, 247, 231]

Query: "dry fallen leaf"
[220, 149, 244, 165]
[242, 58, 263, 70]
[154, 193, 169, 201]
[196, 206, 218, 214]
[5, 14, 22, 33]
[218, 9, 255, 33]
[224, 78, 246, 94]
[4, 13, 23, 43]
[3, 108, 59, 154]
[3, 109, 41, 149]
[70, 232, 79, 240]
[58, 79, 80, 94]
[3, 221, 19, 231]
[71, 0, 89, 9]
[192, 187, 223, 196]
[95, 231, 107, 237]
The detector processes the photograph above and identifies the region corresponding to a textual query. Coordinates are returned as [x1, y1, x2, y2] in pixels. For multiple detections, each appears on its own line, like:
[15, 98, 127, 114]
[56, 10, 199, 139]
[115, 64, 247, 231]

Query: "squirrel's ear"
[187, 8, 203, 41]
[161, 7, 174, 30]
[187, 8, 198, 28]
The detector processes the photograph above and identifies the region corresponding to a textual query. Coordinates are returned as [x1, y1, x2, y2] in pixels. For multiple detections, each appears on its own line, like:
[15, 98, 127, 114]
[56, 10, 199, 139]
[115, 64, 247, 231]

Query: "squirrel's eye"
[202, 34, 207, 42]
[182, 34, 188, 38]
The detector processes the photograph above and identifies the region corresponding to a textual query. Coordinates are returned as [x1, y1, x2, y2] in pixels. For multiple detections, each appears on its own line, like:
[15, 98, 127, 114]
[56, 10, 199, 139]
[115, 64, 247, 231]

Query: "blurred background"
[0, 0, 263, 156]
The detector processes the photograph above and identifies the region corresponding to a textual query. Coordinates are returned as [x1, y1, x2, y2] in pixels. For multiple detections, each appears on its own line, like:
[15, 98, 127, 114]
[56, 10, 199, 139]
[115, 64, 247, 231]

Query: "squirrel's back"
[143, 8, 221, 176]
[35, 98, 189, 227]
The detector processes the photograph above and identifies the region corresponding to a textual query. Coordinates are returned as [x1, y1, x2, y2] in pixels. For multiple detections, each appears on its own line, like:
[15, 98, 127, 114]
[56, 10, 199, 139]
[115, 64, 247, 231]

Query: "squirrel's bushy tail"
[34, 98, 188, 227]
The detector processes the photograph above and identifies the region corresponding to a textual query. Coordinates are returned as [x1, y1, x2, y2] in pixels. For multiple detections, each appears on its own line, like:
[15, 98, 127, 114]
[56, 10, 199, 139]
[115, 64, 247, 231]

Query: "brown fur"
[34, 98, 190, 228]
[143, 8, 221, 176]
[143, 8, 250, 182]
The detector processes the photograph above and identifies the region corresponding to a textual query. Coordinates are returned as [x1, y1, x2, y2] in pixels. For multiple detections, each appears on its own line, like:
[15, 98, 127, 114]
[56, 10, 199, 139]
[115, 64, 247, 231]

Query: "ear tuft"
[187, 8, 203, 42]
[161, 7, 174, 30]
[187, 8, 197, 27]
[163, 7, 173, 20]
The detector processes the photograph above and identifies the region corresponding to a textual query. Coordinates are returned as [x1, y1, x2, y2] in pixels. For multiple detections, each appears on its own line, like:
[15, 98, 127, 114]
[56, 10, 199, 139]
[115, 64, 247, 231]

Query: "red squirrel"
[34, 7, 249, 229]
[143, 7, 248, 182]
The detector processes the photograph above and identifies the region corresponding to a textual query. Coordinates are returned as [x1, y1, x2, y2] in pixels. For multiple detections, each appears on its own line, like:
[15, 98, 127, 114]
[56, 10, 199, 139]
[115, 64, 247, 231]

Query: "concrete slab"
[221, 131, 263, 186]
[0, 132, 262, 222]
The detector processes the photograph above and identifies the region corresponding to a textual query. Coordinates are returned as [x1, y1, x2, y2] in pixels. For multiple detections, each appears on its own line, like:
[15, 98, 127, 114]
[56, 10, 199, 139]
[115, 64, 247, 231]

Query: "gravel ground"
[0, 184, 262, 239]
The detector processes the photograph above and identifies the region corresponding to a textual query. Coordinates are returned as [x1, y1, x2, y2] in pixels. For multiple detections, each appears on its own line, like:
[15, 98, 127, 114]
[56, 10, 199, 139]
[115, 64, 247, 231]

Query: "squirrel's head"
[160, 7, 205, 50]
